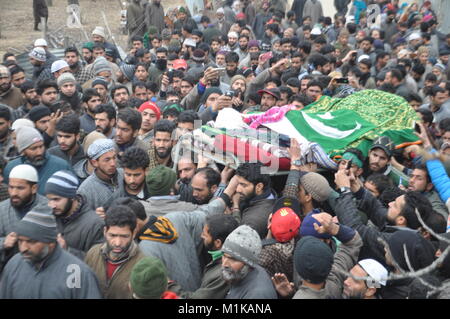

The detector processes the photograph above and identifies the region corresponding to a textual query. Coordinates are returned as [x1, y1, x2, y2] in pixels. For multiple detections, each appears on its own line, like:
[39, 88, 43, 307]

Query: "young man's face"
[93, 84, 108, 99]
[35, 116, 51, 133]
[82, 49, 93, 62]
[47, 194, 72, 217]
[140, 108, 158, 132]
[40, 86, 58, 106]
[368, 148, 389, 172]
[177, 158, 196, 183]
[8, 178, 37, 209]
[191, 173, 216, 205]
[306, 85, 322, 100]
[123, 167, 146, 193]
[134, 86, 148, 101]
[154, 131, 173, 159]
[64, 52, 79, 68]
[216, 54, 226, 67]
[180, 80, 193, 98]
[211, 41, 221, 53]
[408, 168, 430, 192]
[95, 112, 115, 135]
[11, 72, 26, 87]
[60, 82, 76, 96]
[92, 150, 117, 177]
[115, 119, 137, 145]
[133, 40, 143, 51]
[56, 131, 78, 152]
[135, 66, 148, 82]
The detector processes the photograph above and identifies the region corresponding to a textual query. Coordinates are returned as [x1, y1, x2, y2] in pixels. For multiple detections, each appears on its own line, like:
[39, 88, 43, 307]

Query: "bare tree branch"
[415, 208, 450, 245]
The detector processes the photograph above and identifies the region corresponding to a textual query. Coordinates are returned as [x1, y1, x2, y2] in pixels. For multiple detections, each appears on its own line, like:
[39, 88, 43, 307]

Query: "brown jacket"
[0, 87, 25, 109]
[85, 241, 145, 299]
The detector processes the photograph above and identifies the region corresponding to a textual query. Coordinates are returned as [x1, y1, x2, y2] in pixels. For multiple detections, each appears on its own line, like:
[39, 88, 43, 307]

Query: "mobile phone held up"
[213, 67, 226, 77]
[260, 51, 273, 63]
[336, 78, 349, 84]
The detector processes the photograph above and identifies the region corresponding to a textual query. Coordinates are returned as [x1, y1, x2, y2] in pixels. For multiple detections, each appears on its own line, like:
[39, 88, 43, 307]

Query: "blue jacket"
[426, 159, 450, 203]
[3, 152, 73, 195]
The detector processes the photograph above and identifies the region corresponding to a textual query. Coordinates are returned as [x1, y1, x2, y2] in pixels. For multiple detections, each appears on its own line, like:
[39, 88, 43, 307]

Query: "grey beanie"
[57, 72, 76, 87]
[120, 63, 136, 81]
[87, 138, 115, 160]
[45, 170, 79, 198]
[15, 207, 57, 243]
[300, 172, 331, 203]
[221, 225, 261, 267]
[92, 76, 109, 89]
[93, 56, 112, 75]
[16, 126, 44, 153]
[294, 236, 334, 284]
[29, 47, 46, 62]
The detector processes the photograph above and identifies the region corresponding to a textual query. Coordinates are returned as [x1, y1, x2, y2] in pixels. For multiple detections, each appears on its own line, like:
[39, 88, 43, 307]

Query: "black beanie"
[28, 105, 51, 122]
[294, 236, 334, 284]
[387, 231, 436, 271]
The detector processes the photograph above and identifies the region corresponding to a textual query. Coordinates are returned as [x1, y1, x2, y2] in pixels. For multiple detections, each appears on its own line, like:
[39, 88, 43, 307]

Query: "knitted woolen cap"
[294, 236, 333, 284]
[9, 164, 38, 183]
[29, 47, 46, 62]
[93, 56, 112, 75]
[146, 165, 177, 197]
[92, 26, 106, 38]
[15, 126, 44, 153]
[192, 49, 206, 62]
[221, 225, 261, 268]
[28, 105, 51, 122]
[15, 207, 57, 243]
[92, 77, 109, 89]
[57, 72, 76, 87]
[11, 118, 34, 131]
[130, 257, 168, 299]
[0, 65, 10, 78]
[87, 138, 115, 160]
[119, 63, 136, 81]
[300, 172, 331, 203]
[45, 170, 79, 198]
[82, 131, 107, 154]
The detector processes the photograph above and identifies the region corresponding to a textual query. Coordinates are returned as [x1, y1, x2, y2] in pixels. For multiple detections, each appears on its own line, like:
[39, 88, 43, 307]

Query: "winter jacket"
[140, 198, 199, 217]
[56, 195, 104, 257]
[33, 0, 48, 18]
[85, 242, 144, 299]
[0, 194, 48, 270]
[47, 143, 86, 168]
[145, 2, 165, 34]
[3, 153, 73, 195]
[0, 245, 102, 299]
[0, 86, 25, 109]
[259, 238, 295, 282]
[139, 198, 226, 292]
[225, 265, 278, 299]
[240, 192, 276, 239]
[293, 229, 362, 299]
[77, 168, 124, 210]
[168, 256, 230, 299]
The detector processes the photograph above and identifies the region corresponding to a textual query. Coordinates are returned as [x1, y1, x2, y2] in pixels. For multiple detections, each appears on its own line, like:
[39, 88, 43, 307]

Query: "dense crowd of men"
[1, 0, 450, 299]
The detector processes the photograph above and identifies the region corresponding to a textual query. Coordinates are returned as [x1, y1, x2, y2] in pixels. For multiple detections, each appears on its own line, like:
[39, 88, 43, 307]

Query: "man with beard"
[111, 147, 150, 202]
[145, 0, 165, 35]
[114, 107, 148, 158]
[91, 26, 120, 63]
[420, 86, 450, 126]
[148, 48, 168, 84]
[232, 163, 276, 239]
[221, 52, 240, 85]
[3, 127, 72, 195]
[45, 170, 104, 257]
[0, 165, 48, 272]
[138, 101, 160, 143]
[0, 65, 25, 109]
[78, 138, 124, 210]
[235, 35, 249, 61]
[85, 205, 144, 298]
[57, 73, 82, 115]
[148, 119, 176, 171]
[48, 114, 86, 167]
[362, 136, 408, 187]
[0, 207, 102, 299]
[82, 42, 95, 65]
[35, 79, 58, 109]
[80, 89, 102, 134]
[168, 214, 238, 298]
[10, 66, 27, 89]
[28, 103, 59, 148]
[29, 47, 48, 82]
[221, 224, 277, 299]
[0, 105, 17, 161]
[13, 80, 40, 120]
[64, 47, 91, 85]
[111, 85, 130, 110]
[94, 103, 117, 139]
[226, 32, 239, 52]
[92, 77, 110, 104]
[190, 168, 221, 205]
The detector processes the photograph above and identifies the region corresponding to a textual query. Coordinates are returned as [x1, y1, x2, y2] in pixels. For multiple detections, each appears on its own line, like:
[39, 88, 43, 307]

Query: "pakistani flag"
[263, 109, 376, 153]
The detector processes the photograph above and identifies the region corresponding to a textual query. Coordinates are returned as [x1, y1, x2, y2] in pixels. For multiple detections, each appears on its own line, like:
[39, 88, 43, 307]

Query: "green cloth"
[342, 152, 363, 168]
[303, 90, 419, 157]
[208, 250, 224, 262]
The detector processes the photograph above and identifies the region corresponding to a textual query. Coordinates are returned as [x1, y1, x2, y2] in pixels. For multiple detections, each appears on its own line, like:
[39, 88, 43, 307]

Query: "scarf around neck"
[139, 215, 178, 244]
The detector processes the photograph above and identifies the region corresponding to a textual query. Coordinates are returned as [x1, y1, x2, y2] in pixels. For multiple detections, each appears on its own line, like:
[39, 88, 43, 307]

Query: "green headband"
[341, 152, 363, 169]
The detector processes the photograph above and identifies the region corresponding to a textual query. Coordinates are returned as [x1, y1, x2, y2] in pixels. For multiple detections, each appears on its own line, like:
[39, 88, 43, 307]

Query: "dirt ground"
[0, 0, 183, 58]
